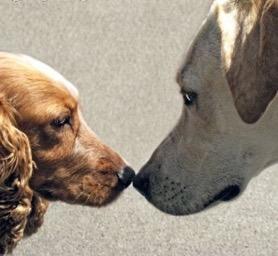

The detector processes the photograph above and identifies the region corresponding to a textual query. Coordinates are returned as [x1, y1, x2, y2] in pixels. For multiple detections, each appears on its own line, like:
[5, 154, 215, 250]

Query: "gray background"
[0, 0, 277, 255]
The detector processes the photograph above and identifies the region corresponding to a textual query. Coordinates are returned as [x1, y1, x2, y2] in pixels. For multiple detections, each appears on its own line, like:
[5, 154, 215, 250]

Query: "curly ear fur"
[0, 95, 33, 254]
[24, 192, 49, 237]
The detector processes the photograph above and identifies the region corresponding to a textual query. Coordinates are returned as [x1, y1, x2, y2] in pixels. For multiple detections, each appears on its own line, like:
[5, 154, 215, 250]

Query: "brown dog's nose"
[117, 166, 135, 188]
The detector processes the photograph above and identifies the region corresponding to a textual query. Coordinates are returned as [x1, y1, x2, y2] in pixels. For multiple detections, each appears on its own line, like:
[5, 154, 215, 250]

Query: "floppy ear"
[24, 192, 49, 237]
[0, 96, 33, 254]
[226, 1, 278, 123]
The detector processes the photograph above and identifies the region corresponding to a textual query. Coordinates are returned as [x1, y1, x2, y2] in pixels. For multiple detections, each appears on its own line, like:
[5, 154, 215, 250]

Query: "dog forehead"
[19, 54, 79, 98]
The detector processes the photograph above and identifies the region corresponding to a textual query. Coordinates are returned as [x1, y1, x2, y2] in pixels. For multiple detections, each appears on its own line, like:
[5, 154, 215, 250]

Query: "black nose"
[117, 166, 135, 188]
[133, 173, 150, 197]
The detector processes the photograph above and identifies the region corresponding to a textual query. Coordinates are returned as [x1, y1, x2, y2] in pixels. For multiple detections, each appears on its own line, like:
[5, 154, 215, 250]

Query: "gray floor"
[0, 1, 277, 255]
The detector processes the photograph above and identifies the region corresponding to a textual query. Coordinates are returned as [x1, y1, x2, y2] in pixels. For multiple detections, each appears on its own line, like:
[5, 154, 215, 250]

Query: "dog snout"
[133, 171, 150, 197]
[117, 166, 135, 188]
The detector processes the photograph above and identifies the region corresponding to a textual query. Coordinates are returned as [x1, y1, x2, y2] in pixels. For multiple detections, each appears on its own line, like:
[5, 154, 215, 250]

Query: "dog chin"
[146, 185, 241, 216]
[146, 199, 201, 216]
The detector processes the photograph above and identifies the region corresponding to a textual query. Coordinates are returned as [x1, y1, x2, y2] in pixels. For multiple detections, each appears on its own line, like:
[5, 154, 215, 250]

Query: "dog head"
[0, 52, 135, 252]
[134, 0, 278, 215]
[0, 52, 135, 206]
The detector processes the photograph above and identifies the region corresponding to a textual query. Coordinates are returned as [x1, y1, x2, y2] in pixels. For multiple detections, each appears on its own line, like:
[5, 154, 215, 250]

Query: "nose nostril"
[117, 166, 135, 188]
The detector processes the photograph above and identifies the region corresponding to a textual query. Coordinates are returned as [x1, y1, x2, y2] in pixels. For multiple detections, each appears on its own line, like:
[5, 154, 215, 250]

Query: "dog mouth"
[205, 185, 241, 208]
[218, 185, 241, 201]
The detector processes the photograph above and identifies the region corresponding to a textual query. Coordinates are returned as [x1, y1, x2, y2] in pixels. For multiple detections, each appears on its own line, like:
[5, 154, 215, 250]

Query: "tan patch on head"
[218, 0, 278, 123]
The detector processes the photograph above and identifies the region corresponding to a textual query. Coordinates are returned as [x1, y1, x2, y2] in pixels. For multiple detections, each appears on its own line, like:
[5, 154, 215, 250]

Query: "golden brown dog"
[0, 52, 135, 254]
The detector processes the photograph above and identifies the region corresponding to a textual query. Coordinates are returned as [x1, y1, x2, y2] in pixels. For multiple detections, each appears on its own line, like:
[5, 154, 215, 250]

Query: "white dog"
[134, 0, 278, 215]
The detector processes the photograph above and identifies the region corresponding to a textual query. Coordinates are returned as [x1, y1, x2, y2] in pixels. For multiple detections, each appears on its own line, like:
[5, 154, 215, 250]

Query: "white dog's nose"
[133, 172, 150, 197]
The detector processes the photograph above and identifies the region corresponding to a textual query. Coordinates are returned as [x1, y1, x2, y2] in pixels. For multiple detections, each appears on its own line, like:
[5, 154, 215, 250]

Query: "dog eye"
[183, 91, 198, 106]
[51, 116, 71, 128]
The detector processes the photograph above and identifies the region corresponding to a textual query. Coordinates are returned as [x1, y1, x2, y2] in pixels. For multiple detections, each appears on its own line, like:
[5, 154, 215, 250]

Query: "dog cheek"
[60, 174, 117, 205]
[81, 175, 118, 197]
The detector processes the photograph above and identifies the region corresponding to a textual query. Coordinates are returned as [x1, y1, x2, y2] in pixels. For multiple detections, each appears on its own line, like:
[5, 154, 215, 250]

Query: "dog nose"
[133, 173, 149, 197]
[117, 166, 135, 188]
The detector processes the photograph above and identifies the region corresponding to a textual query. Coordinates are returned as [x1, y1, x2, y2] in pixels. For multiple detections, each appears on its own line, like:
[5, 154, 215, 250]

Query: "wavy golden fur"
[0, 52, 133, 254]
[0, 96, 33, 253]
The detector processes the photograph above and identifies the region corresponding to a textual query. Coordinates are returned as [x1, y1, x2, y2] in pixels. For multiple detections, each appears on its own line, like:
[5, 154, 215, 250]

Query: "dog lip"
[36, 188, 58, 201]
[205, 185, 241, 208]
[219, 185, 240, 201]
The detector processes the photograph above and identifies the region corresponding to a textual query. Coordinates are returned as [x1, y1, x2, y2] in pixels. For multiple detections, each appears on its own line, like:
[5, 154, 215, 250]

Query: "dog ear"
[226, 1, 278, 123]
[0, 95, 33, 254]
[24, 192, 49, 237]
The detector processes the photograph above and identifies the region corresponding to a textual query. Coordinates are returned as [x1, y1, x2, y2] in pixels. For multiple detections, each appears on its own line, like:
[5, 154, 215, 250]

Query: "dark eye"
[51, 116, 71, 128]
[183, 91, 198, 106]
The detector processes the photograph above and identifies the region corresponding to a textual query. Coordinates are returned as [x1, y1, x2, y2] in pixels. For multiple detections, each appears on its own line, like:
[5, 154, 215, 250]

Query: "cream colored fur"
[137, 0, 278, 215]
